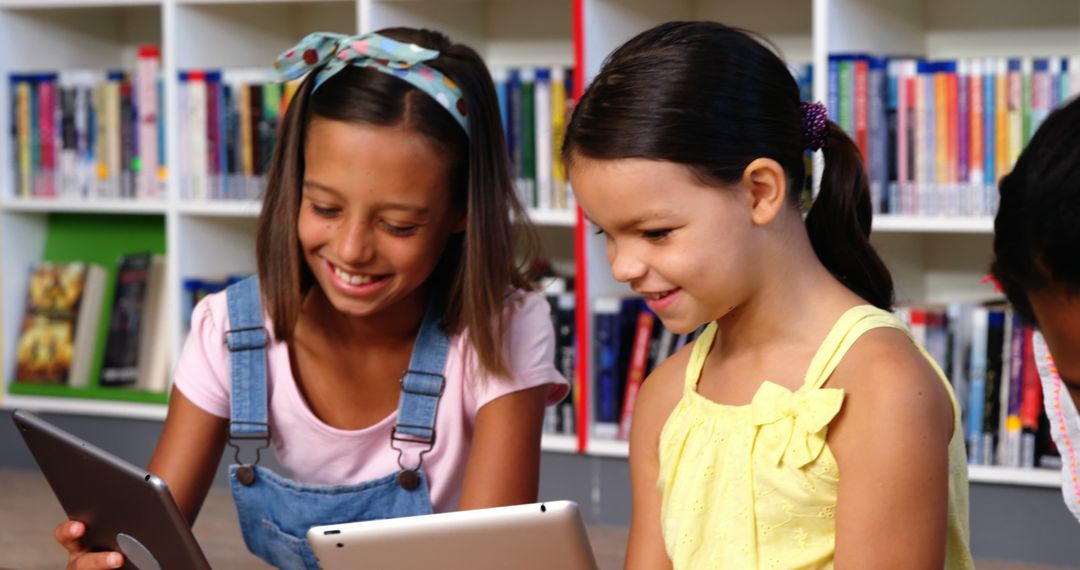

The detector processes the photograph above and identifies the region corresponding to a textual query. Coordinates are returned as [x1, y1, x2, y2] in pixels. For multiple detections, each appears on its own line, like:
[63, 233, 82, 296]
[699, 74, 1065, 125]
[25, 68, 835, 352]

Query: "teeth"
[645, 290, 670, 300]
[334, 265, 375, 285]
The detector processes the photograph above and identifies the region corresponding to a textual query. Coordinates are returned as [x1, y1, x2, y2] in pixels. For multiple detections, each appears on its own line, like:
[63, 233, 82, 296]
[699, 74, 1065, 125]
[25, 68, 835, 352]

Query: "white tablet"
[308, 500, 598, 570]
[13, 409, 212, 570]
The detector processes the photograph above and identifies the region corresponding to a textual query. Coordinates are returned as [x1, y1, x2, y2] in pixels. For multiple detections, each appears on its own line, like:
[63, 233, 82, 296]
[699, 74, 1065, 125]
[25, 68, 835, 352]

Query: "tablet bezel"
[12, 409, 212, 570]
[307, 500, 598, 570]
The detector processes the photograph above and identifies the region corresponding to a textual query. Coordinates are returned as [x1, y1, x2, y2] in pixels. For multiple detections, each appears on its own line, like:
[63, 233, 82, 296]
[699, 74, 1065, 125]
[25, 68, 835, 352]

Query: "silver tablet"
[12, 409, 211, 570]
[308, 500, 598, 570]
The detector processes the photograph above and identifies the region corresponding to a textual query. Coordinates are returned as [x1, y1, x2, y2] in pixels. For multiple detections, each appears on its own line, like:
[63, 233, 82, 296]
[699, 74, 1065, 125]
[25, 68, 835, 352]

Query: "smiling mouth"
[642, 288, 679, 300]
[331, 263, 386, 286]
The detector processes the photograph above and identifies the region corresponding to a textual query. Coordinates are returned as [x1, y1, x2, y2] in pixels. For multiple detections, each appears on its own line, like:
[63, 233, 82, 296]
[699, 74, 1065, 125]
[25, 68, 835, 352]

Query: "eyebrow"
[302, 180, 430, 215]
[593, 210, 677, 232]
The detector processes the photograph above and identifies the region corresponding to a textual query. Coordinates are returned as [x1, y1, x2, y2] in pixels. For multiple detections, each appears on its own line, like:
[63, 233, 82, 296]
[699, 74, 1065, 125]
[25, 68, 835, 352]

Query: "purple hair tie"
[800, 100, 828, 151]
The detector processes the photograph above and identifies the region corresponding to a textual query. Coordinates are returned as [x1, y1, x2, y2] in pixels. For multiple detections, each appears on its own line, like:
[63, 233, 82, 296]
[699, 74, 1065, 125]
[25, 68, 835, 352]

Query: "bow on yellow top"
[750, 382, 845, 468]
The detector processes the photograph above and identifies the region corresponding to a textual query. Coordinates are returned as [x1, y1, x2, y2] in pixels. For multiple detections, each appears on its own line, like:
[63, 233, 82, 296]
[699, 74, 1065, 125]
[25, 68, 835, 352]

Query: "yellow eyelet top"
[657, 305, 975, 569]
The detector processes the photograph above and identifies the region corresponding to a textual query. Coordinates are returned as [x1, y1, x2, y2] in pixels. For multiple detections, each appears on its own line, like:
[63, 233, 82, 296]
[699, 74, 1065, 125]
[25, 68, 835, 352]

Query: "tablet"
[308, 500, 598, 570]
[12, 409, 211, 570]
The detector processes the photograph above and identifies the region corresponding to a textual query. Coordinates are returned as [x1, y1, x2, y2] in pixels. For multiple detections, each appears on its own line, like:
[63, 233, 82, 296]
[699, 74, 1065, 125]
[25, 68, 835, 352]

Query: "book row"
[9, 46, 164, 201]
[14, 254, 169, 394]
[829, 54, 1080, 217]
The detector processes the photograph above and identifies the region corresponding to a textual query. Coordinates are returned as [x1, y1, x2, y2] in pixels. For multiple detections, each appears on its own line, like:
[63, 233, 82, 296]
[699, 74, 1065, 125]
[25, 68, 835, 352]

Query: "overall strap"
[803, 305, 908, 391]
[391, 302, 451, 469]
[683, 322, 718, 393]
[224, 276, 270, 443]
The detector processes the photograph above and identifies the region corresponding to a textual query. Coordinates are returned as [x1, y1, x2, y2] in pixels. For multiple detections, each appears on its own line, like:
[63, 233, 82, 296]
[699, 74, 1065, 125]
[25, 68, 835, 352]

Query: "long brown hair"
[256, 27, 537, 377]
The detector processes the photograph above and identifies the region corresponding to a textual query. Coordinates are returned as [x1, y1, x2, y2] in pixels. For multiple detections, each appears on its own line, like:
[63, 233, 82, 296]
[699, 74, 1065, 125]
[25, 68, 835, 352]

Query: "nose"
[335, 216, 376, 265]
[608, 241, 646, 283]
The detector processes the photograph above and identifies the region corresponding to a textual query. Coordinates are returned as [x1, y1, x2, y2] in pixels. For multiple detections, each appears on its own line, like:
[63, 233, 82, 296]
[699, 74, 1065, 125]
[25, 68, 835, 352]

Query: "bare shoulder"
[827, 326, 954, 445]
[631, 339, 695, 451]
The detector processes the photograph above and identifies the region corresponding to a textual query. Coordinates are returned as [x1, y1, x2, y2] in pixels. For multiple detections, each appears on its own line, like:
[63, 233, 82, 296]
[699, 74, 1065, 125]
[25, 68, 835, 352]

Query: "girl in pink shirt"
[56, 28, 568, 570]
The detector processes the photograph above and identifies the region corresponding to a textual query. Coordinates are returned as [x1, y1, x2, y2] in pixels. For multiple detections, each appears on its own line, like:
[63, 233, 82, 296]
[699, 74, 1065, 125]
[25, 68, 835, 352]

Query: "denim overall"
[223, 277, 448, 569]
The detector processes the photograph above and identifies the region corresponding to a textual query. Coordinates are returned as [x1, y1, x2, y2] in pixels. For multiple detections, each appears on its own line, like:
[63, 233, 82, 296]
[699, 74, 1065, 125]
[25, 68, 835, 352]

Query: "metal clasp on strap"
[224, 326, 269, 352]
[390, 369, 444, 474]
[227, 420, 272, 466]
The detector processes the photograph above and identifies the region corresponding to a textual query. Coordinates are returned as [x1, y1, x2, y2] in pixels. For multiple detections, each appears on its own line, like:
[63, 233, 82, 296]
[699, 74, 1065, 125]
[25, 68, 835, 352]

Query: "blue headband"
[274, 32, 469, 134]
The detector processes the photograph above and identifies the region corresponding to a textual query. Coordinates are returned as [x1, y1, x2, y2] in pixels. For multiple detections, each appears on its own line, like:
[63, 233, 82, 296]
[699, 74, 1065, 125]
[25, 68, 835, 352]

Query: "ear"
[740, 158, 788, 226]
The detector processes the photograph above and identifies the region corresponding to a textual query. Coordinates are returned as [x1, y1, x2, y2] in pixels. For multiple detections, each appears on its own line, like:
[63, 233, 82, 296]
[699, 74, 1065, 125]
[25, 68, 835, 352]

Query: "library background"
[1, 0, 1079, 567]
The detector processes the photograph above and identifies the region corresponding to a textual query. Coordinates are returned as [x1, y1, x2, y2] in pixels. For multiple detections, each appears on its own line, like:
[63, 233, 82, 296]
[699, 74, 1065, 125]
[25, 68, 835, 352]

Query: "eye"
[642, 228, 672, 240]
[309, 202, 340, 217]
[382, 221, 420, 236]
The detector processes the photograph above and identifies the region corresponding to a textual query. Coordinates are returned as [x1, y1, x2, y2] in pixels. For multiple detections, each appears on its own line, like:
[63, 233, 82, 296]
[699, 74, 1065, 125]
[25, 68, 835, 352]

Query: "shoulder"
[187, 289, 229, 341]
[631, 337, 695, 454]
[456, 289, 568, 408]
[828, 325, 954, 448]
[500, 289, 551, 324]
[189, 285, 279, 341]
[484, 290, 558, 355]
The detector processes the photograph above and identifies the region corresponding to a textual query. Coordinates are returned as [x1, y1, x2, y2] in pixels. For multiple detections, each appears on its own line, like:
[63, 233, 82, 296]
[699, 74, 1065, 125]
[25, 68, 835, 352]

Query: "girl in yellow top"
[564, 22, 975, 569]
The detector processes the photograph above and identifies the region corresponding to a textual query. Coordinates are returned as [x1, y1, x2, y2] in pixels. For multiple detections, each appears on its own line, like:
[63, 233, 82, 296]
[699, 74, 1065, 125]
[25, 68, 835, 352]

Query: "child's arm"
[147, 387, 230, 523]
[828, 328, 954, 569]
[457, 385, 549, 508]
[625, 345, 688, 570]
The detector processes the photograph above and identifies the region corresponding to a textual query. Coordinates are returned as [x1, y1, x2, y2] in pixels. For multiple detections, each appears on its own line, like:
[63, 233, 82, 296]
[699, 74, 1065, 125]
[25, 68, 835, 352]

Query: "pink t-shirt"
[173, 289, 569, 513]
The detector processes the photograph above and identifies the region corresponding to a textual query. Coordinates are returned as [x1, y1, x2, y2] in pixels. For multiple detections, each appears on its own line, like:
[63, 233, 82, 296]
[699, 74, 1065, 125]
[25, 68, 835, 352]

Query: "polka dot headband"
[274, 32, 469, 134]
[800, 100, 828, 151]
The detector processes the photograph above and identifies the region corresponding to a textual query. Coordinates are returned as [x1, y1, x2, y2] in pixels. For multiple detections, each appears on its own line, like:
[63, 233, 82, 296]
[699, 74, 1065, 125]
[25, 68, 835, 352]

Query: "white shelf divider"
[1, 198, 169, 215]
[873, 215, 994, 234]
[1, 394, 168, 421]
[967, 465, 1062, 488]
[540, 433, 578, 454]
[586, 437, 629, 458]
[526, 208, 576, 228]
[177, 199, 263, 218]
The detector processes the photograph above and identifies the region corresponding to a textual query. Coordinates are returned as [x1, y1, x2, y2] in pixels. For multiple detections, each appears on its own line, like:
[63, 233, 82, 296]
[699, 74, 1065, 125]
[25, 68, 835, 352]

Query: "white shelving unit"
[1, 0, 1075, 490]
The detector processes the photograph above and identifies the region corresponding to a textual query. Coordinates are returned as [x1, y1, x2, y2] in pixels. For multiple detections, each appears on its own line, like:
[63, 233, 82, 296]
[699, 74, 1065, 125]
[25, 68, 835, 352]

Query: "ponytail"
[805, 121, 894, 310]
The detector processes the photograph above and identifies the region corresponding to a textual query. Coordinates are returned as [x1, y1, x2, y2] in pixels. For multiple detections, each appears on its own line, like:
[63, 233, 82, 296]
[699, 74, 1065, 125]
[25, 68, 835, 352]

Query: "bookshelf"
[0, 0, 1075, 484]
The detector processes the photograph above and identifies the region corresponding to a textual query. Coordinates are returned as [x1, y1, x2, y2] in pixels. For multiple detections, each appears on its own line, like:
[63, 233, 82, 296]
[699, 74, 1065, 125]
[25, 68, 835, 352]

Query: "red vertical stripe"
[572, 0, 589, 454]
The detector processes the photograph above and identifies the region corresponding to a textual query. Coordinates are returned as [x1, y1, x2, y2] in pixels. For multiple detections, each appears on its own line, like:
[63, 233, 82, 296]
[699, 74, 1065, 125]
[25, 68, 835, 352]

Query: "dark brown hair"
[991, 96, 1080, 324]
[563, 21, 894, 310]
[256, 27, 537, 377]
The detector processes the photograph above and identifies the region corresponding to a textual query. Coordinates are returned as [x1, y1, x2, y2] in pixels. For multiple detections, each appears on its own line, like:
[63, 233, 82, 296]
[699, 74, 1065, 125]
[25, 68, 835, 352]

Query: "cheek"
[296, 210, 335, 250]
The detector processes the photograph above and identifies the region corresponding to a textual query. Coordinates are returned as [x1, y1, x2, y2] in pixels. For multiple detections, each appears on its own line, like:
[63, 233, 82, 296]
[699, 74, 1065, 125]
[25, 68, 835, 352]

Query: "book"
[14, 261, 106, 387]
[100, 252, 164, 388]
[136, 256, 169, 392]
[545, 291, 577, 436]
[618, 307, 655, 440]
[592, 297, 622, 439]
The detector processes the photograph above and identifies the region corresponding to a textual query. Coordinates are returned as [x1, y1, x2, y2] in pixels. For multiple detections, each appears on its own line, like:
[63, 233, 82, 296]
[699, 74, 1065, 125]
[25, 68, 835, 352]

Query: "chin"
[658, 315, 707, 336]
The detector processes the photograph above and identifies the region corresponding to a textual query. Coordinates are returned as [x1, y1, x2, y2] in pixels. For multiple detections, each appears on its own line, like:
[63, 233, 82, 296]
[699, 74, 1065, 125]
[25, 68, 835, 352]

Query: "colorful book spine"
[205, 71, 222, 201]
[994, 58, 1009, 183]
[968, 59, 985, 197]
[592, 297, 622, 439]
[853, 56, 869, 166]
[1006, 58, 1023, 171]
[550, 66, 568, 210]
[136, 45, 160, 199]
[618, 308, 655, 440]
[966, 307, 989, 462]
[533, 68, 552, 211]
